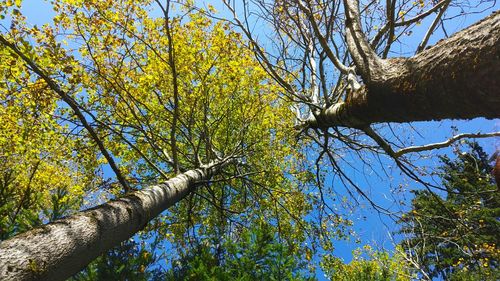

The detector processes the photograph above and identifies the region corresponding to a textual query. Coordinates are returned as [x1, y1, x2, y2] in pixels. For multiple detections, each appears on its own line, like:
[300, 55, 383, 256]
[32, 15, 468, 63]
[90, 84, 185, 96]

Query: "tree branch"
[371, 0, 449, 49]
[0, 34, 131, 192]
[416, 0, 451, 53]
[296, 0, 351, 74]
[395, 132, 500, 157]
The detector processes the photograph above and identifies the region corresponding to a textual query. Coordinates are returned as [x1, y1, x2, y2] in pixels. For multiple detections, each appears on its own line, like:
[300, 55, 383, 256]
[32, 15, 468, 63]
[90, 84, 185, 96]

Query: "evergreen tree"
[400, 142, 500, 280]
[71, 239, 163, 281]
[164, 222, 313, 281]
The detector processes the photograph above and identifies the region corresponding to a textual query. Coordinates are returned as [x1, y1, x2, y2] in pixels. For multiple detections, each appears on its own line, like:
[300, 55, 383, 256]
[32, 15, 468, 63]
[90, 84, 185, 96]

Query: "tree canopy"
[0, 0, 498, 280]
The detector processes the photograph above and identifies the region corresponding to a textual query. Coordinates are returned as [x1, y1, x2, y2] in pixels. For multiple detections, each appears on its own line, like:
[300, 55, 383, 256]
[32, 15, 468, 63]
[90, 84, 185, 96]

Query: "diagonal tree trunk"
[307, 3, 500, 129]
[0, 159, 234, 281]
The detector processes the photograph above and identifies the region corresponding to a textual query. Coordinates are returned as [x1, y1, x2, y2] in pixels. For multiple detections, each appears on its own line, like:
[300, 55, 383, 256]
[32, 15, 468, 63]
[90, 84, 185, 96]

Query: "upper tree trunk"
[0, 160, 233, 281]
[308, 6, 500, 128]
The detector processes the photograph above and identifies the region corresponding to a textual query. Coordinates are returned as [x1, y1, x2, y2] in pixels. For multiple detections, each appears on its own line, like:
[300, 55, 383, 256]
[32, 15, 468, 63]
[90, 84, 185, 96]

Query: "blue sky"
[12, 0, 500, 279]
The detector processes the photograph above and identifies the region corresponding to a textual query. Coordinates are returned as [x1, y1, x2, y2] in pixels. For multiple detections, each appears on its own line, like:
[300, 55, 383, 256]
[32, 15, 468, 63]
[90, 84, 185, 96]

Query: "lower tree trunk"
[308, 8, 500, 128]
[0, 160, 232, 281]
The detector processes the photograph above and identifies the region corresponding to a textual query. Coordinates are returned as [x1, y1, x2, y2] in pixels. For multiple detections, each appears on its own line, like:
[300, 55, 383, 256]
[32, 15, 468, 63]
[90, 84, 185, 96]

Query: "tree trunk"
[307, 5, 500, 129]
[0, 159, 233, 281]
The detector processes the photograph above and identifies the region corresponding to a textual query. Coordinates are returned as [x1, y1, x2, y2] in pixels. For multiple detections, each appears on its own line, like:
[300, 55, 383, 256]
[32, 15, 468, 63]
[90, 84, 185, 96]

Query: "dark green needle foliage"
[71, 239, 164, 281]
[165, 222, 314, 281]
[400, 142, 499, 280]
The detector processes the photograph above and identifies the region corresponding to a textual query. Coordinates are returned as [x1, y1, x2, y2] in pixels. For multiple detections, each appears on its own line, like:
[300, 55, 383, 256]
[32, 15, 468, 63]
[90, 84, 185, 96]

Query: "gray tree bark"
[0, 159, 233, 281]
[307, 2, 500, 129]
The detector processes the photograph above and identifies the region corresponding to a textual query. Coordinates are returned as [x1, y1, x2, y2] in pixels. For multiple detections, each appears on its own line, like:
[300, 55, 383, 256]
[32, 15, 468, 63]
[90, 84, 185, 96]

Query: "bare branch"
[416, 0, 451, 53]
[343, 0, 385, 79]
[371, 0, 449, 49]
[395, 132, 500, 157]
[295, 0, 351, 74]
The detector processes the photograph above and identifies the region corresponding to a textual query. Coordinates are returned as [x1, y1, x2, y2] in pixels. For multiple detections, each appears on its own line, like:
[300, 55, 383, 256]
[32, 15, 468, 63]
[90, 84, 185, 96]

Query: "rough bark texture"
[309, 9, 500, 128]
[0, 160, 231, 281]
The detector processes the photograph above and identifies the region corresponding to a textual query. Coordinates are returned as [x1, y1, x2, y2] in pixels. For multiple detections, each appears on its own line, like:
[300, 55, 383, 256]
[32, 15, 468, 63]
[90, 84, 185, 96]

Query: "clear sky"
[11, 1, 500, 279]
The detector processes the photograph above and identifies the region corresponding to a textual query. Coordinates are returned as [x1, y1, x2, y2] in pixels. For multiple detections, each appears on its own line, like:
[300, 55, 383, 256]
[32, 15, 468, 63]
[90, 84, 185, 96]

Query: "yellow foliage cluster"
[27, 0, 317, 256]
[0, 45, 97, 238]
